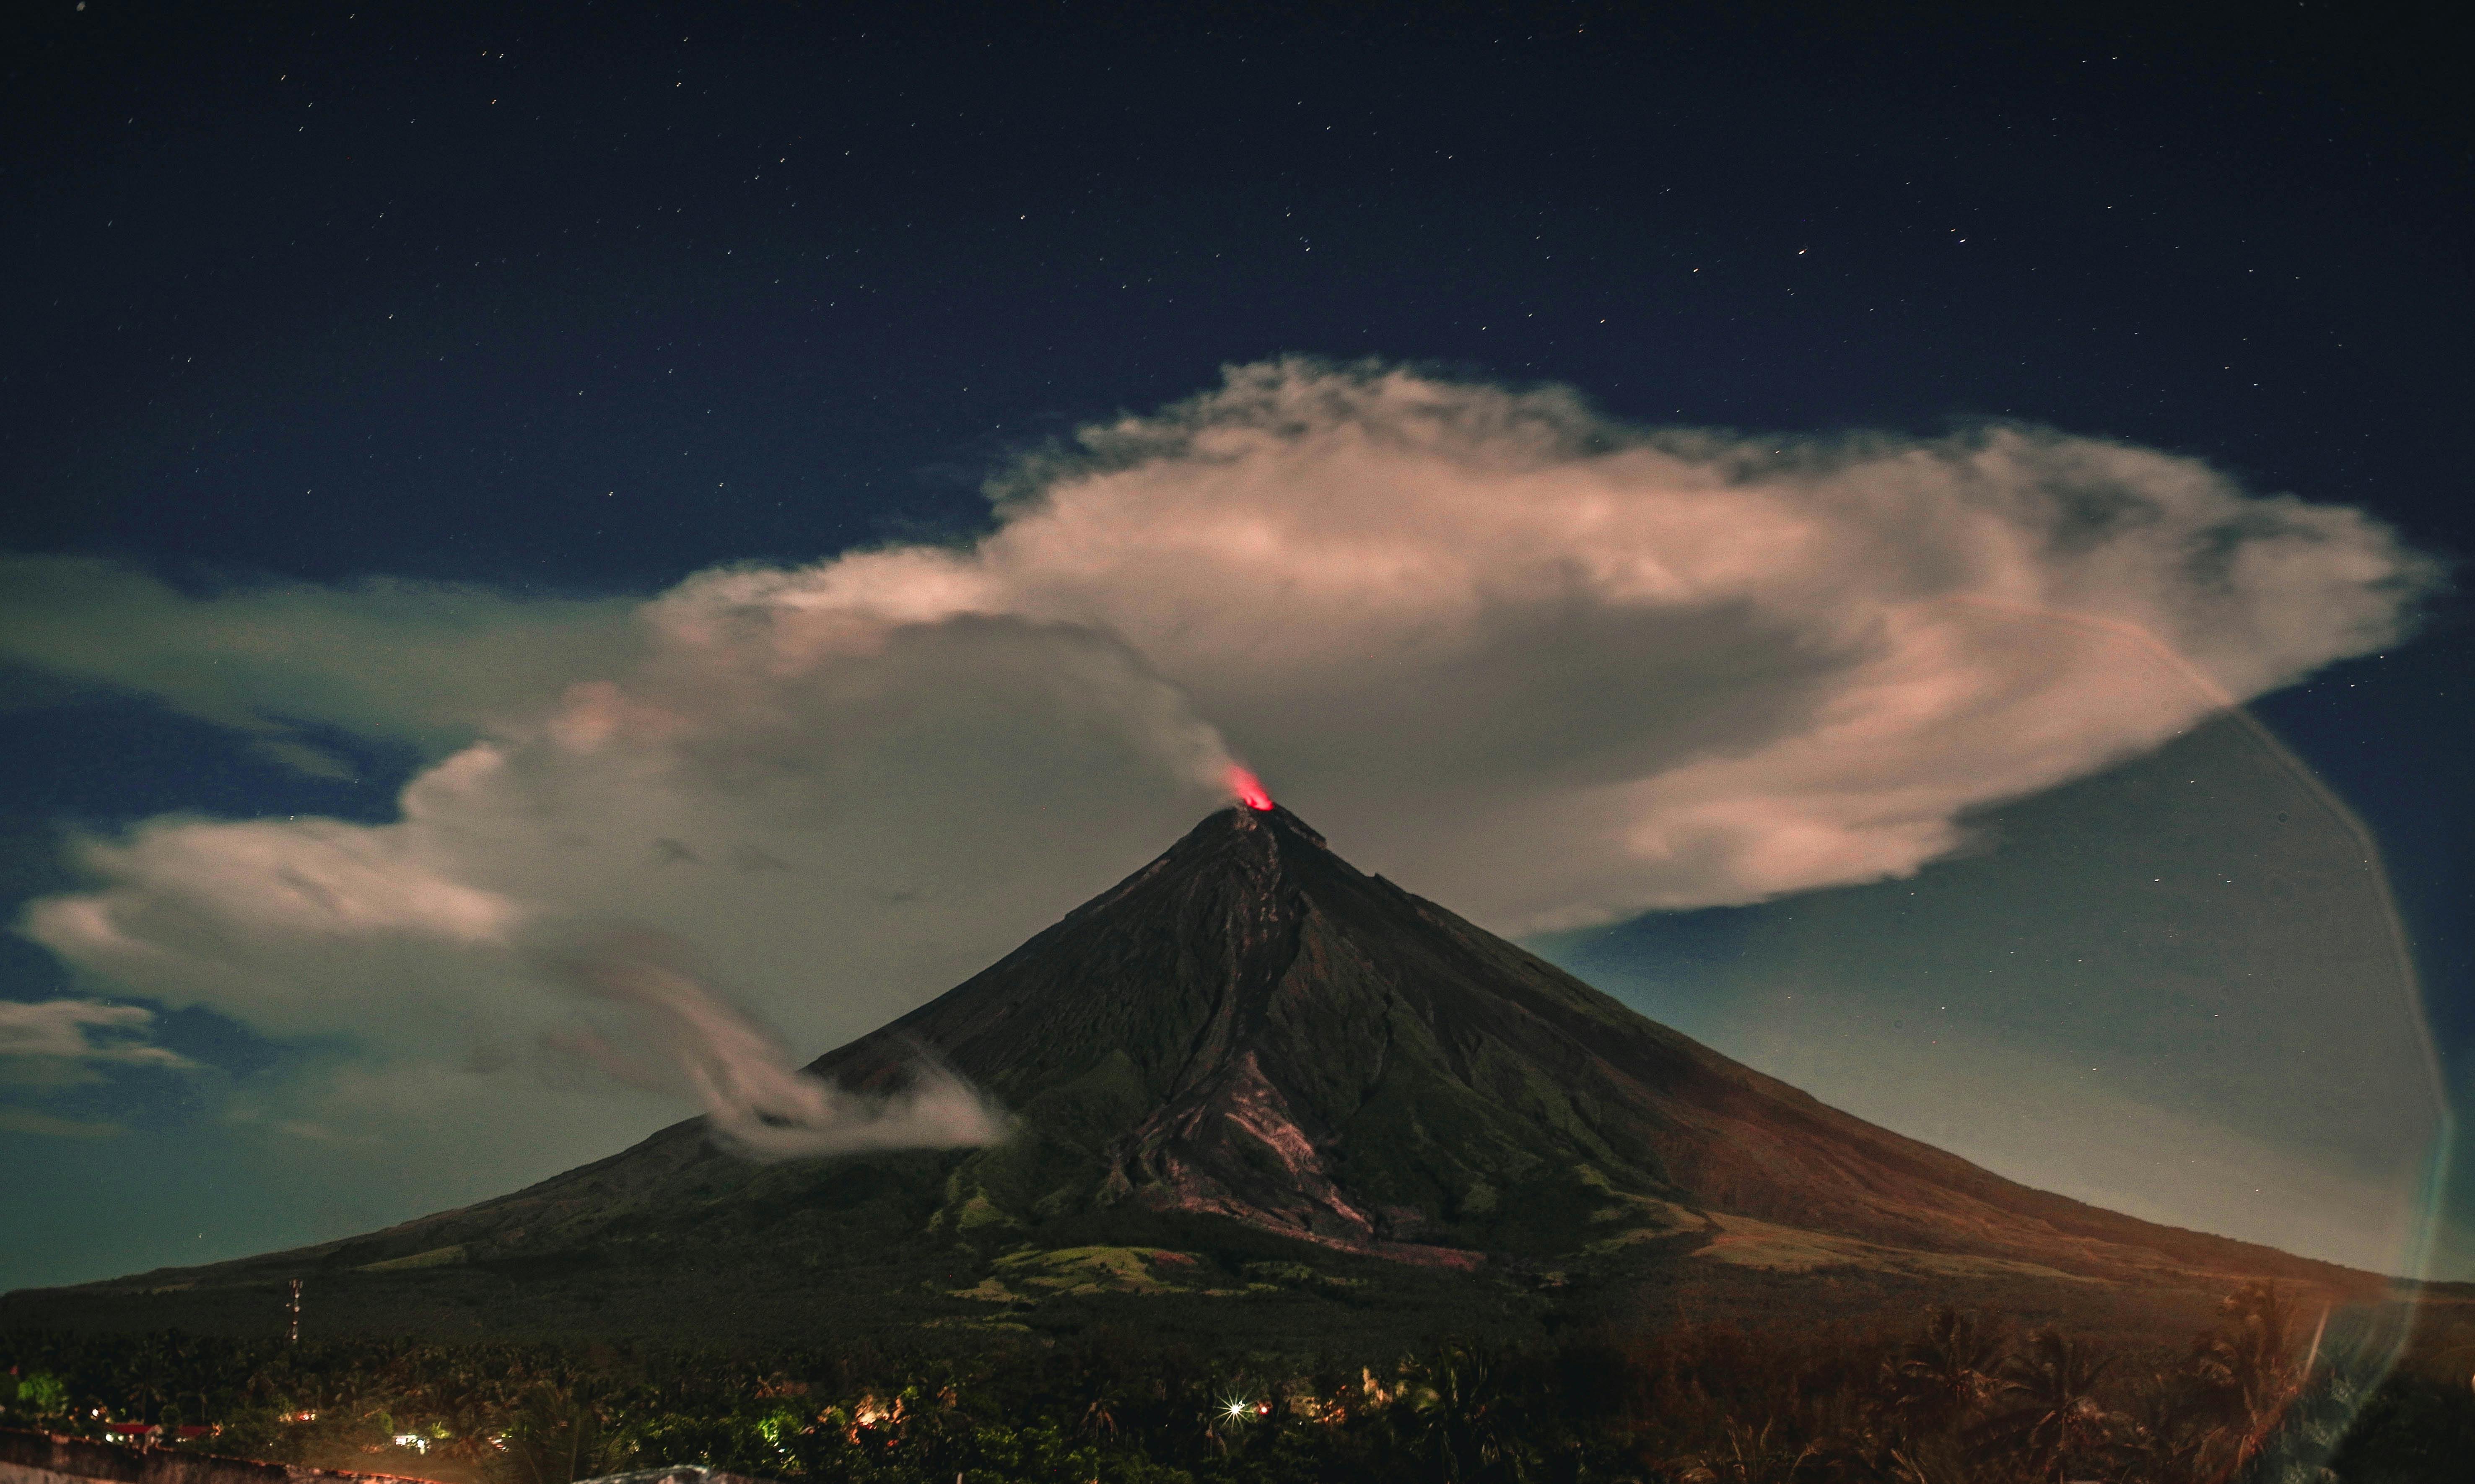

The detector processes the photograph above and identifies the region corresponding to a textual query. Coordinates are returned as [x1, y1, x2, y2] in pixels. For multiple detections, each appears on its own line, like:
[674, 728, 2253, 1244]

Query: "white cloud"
[8, 359, 2440, 1191]
[898, 363, 2433, 921]
[0, 999, 193, 1068]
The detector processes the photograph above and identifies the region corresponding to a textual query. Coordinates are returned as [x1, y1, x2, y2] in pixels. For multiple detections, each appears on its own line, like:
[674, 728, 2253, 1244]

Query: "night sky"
[3, 2, 2469, 1292]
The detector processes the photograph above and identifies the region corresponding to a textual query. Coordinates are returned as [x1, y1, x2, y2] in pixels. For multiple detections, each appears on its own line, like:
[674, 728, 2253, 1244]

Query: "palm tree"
[1885, 1307, 2002, 1440]
[2229, 1352, 2374, 1484]
[1395, 1343, 1540, 1483]
[500, 1379, 625, 1484]
[2187, 1280, 2308, 1476]
[1675, 1417, 1821, 1484]
[2117, 1365, 2214, 1482]
[1972, 1328, 2117, 1483]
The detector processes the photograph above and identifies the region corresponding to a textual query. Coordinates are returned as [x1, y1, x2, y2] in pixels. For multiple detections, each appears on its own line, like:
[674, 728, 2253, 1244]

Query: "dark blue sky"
[3, 1, 2468, 1289]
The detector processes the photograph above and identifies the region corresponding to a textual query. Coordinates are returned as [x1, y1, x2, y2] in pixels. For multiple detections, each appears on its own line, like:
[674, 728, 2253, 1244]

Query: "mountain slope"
[806, 803, 2335, 1282]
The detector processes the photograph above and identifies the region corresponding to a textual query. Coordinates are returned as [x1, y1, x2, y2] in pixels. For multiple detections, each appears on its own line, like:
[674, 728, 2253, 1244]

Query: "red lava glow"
[1227, 765, 1274, 811]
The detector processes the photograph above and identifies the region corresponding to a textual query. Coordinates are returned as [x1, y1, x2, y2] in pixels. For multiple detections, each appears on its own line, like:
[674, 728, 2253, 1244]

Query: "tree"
[1972, 1328, 2117, 1483]
[13, 1370, 70, 1422]
[1392, 1343, 1544, 1483]
[2188, 1280, 2309, 1476]
[1884, 1307, 2001, 1440]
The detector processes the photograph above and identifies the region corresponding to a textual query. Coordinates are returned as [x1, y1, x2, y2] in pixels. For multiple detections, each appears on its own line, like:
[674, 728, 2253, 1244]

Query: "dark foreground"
[7, 1282, 2472, 1484]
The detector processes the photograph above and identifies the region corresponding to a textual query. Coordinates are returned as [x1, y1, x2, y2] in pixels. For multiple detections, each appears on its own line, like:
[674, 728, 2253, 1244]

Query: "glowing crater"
[1227, 765, 1274, 811]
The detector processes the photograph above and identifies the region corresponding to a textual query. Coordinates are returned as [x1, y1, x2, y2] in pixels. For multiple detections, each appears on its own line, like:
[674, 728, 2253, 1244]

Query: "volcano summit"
[6, 805, 2368, 1346]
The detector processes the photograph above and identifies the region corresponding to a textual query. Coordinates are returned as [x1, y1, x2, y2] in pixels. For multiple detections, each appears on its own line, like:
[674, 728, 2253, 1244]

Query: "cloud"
[870, 361, 2435, 921]
[0, 554, 637, 765]
[548, 933, 1006, 1158]
[0, 1108, 125, 1139]
[0, 999, 190, 1136]
[9, 359, 2440, 1192]
[0, 999, 194, 1068]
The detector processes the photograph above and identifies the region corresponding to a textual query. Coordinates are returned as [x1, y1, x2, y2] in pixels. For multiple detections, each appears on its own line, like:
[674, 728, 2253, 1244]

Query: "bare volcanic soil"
[3, 805, 2384, 1351]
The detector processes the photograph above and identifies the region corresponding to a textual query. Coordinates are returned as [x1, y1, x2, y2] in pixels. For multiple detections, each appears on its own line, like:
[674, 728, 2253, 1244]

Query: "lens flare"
[1227, 764, 1274, 811]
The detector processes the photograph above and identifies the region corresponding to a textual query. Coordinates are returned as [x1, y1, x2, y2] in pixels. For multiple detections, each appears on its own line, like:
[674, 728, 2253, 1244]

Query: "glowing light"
[1222, 1397, 1252, 1422]
[1227, 765, 1274, 811]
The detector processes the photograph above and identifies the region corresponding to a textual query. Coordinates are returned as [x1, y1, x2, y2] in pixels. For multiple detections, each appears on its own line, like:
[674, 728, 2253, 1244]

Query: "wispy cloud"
[0, 555, 637, 764]
[0, 999, 194, 1068]
[0, 1107, 125, 1139]
[0, 999, 189, 1138]
[548, 934, 1006, 1159]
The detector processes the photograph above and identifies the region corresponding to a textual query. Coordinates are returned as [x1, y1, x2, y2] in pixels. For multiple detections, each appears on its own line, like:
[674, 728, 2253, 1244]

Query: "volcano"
[6, 804, 2368, 1345]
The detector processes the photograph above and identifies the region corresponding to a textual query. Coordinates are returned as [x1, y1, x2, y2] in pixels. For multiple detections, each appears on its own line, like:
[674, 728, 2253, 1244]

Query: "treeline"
[5, 1283, 2469, 1483]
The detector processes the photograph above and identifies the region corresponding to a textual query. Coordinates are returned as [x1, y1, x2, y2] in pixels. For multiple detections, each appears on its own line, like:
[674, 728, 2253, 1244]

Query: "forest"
[6, 1283, 2472, 1484]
